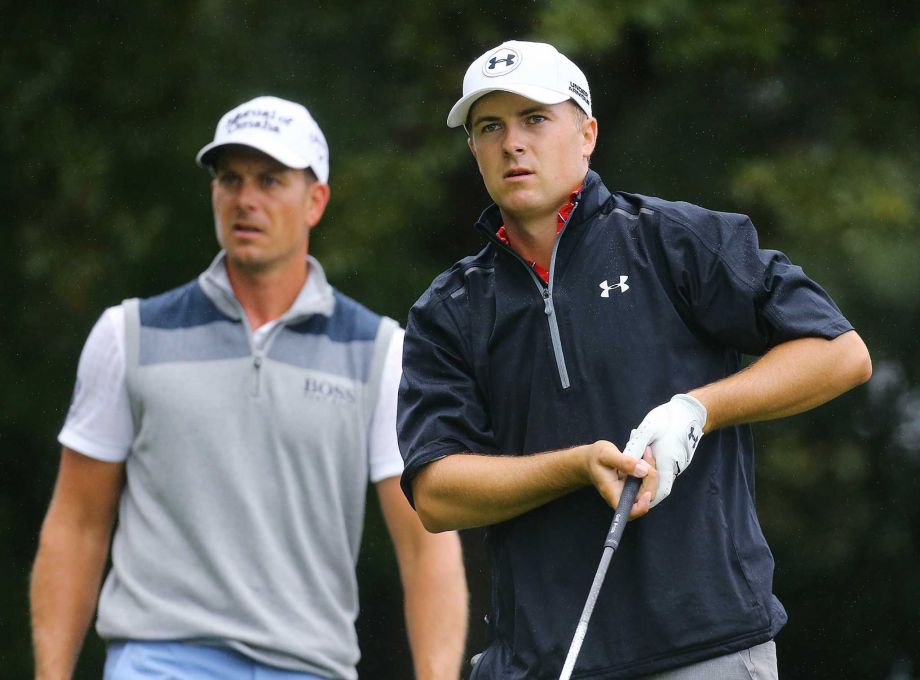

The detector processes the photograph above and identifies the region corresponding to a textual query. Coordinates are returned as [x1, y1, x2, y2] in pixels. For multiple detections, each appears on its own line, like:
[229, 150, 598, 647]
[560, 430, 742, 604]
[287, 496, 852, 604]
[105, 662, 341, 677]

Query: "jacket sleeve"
[652, 205, 854, 355]
[397, 283, 496, 507]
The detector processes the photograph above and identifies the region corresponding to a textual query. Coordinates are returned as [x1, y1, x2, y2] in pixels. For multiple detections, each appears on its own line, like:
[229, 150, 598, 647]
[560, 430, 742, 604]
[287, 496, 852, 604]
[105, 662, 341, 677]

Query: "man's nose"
[235, 178, 259, 211]
[502, 126, 526, 156]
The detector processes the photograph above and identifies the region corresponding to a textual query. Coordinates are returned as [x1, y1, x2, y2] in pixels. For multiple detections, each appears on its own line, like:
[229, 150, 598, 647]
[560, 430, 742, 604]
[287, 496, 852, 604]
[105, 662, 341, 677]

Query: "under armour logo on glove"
[623, 394, 707, 507]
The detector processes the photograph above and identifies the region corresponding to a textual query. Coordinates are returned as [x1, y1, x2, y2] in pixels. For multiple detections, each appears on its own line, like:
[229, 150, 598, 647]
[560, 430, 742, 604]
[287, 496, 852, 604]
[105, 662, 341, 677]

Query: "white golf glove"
[624, 394, 707, 508]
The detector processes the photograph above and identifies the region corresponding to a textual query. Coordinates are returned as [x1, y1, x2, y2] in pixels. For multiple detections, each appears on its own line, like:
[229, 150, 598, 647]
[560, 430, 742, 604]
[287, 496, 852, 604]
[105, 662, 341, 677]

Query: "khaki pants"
[642, 640, 778, 680]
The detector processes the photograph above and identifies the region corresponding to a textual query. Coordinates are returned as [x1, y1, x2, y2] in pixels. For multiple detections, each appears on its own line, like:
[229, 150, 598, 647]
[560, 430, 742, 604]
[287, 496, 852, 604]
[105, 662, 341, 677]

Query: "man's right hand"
[584, 440, 658, 519]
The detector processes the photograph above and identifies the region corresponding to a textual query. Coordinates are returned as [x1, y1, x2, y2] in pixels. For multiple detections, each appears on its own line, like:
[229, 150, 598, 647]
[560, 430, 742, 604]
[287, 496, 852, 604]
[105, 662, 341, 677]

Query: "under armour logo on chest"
[599, 276, 629, 297]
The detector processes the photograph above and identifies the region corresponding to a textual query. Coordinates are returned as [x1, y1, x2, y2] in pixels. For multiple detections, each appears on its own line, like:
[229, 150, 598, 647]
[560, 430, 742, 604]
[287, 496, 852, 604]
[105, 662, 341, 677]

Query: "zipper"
[207, 270, 308, 399]
[249, 321, 291, 397]
[213, 287, 266, 398]
[543, 200, 578, 389]
[251, 355, 263, 397]
[478, 198, 580, 390]
[541, 287, 570, 388]
[223, 296, 288, 399]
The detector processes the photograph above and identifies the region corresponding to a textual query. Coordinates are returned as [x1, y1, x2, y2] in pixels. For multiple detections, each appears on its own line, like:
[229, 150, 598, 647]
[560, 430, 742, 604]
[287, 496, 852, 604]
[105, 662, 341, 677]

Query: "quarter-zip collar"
[198, 251, 336, 325]
[495, 185, 582, 283]
[198, 252, 337, 398]
[473, 169, 608, 244]
[471, 172, 610, 390]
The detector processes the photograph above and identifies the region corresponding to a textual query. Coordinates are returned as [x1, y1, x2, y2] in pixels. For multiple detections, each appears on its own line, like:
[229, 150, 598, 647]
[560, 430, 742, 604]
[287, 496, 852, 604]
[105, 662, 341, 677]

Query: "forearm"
[400, 532, 468, 680]
[31, 520, 112, 680]
[412, 440, 658, 532]
[412, 445, 593, 532]
[31, 448, 123, 680]
[377, 477, 469, 679]
[691, 331, 872, 432]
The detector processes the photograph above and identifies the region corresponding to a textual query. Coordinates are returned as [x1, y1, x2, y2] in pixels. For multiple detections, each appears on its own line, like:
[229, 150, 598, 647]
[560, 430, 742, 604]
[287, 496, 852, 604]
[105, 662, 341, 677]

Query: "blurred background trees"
[2, 1, 917, 677]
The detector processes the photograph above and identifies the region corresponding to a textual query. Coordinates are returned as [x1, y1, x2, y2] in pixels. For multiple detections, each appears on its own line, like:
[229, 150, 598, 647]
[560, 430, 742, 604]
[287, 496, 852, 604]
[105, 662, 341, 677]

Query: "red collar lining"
[495, 185, 581, 283]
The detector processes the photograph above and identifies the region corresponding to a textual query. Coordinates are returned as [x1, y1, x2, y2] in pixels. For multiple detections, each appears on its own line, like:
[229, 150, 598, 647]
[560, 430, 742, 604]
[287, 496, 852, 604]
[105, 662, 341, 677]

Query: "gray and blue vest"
[96, 255, 398, 679]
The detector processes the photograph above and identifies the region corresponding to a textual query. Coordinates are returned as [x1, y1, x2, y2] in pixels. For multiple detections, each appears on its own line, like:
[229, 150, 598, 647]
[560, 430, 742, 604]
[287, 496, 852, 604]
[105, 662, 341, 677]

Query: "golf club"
[558, 458, 644, 680]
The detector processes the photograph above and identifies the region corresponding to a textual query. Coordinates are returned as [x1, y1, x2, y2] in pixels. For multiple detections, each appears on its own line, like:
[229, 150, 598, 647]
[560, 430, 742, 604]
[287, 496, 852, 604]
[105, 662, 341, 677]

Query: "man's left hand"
[625, 394, 707, 507]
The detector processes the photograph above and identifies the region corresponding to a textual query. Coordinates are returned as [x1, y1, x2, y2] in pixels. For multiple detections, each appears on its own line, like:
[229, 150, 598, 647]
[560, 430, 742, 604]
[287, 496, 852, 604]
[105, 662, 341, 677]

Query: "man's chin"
[497, 196, 554, 224]
[495, 189, 537, 212]
[226, 250, 271, 273]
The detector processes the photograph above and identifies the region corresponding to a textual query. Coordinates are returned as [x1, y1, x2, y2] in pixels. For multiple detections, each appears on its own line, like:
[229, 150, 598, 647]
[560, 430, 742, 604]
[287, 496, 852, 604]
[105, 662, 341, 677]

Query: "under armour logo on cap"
[485, 50, 520, 76]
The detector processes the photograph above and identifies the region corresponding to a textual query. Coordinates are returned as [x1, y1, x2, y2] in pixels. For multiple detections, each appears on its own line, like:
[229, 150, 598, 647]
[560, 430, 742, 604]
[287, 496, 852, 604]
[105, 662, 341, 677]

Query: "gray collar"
[197, 251, 336, 323]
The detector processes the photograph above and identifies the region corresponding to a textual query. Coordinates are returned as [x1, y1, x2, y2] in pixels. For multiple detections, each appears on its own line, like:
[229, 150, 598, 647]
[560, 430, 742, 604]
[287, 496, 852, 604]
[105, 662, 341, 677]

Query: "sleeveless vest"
[97, 261, 397, 680]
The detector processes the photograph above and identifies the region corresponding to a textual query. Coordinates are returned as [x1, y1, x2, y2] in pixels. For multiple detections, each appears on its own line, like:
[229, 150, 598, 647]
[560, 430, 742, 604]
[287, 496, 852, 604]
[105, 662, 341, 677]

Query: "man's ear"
[582, 117, 598, 159]
[305, 182, 331, 230]
[467, 134, 477, 160]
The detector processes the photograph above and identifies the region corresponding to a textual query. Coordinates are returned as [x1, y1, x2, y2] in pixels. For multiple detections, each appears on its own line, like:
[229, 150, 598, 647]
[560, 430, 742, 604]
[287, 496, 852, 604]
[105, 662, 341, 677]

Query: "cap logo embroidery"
[483, 48, 521, 77]
[309, 132, 329, 161]
[569, 81, 591, 107]
[225, 108, 293, 136]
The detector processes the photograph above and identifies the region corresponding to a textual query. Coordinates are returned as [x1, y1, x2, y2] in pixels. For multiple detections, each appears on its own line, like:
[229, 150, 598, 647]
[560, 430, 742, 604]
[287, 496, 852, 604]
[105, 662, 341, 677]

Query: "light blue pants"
[104, 641, 331, 680]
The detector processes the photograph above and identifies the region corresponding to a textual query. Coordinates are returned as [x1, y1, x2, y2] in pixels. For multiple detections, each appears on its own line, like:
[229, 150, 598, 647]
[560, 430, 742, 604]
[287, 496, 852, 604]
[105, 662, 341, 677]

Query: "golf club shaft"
[558, 476, 641, 680]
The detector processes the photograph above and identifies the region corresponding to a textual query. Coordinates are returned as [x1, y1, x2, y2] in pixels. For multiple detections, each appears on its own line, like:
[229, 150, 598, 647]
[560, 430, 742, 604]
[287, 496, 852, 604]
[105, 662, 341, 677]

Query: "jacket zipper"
[541, 287, 570, 389]
[545, 200, 577, 389]
[480, 199, 580, 390]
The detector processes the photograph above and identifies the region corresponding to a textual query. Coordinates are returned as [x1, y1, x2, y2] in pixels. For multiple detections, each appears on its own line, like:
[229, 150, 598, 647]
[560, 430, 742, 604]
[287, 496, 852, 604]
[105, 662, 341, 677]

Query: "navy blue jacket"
[398, 170, 853, 678]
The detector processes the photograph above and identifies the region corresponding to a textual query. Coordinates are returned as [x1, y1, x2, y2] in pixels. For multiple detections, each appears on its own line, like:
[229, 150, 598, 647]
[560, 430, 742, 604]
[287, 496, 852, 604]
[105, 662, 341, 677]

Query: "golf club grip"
[603, 476, 641, 551]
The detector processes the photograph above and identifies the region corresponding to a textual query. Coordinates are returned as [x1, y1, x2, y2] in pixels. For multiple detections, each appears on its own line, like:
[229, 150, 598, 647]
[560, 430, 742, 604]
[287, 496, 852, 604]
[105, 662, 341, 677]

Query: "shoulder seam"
[644, 205, 761, 296]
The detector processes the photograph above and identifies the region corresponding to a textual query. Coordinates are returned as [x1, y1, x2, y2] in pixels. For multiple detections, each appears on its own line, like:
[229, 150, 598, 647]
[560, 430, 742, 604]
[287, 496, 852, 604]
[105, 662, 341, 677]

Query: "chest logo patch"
[305, 377, 356, 405]
[599, 276, 629, 297]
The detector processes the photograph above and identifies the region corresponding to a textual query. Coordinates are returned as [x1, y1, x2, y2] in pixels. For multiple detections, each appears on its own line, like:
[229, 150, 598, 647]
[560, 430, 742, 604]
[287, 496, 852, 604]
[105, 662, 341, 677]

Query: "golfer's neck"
[500, 213, 559, 272]
[227, 258, 308, 330]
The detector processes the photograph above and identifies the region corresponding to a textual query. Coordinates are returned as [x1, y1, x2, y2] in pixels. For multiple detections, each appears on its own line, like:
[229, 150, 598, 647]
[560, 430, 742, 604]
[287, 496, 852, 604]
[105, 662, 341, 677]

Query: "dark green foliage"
[3, 1, 918, 678]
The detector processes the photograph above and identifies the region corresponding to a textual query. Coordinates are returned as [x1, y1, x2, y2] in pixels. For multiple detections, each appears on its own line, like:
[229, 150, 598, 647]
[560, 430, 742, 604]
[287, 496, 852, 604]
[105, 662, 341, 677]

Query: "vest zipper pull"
[252, 356, 263, 396]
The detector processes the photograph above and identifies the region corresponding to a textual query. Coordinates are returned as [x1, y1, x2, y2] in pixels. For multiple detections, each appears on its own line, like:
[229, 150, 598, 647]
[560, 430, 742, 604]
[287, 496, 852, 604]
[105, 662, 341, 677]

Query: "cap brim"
[446, 84, 570, 128]
[195, 138, 310, 171]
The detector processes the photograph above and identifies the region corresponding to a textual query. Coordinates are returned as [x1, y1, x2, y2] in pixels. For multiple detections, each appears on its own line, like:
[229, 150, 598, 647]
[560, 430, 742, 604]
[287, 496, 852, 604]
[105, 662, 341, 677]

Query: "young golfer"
[398, 41, 871, 679]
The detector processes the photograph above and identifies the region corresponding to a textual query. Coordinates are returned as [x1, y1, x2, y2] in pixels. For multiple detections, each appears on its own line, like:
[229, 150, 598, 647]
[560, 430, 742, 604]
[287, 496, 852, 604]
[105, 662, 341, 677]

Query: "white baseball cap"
[196, 95, 330, 183]
[447, 40, 592, 128]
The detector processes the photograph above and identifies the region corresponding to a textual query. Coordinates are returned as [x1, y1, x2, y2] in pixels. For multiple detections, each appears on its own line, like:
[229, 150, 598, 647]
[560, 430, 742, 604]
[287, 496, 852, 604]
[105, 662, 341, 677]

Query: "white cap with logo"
[196, 95, 330, 183]
[447, 40, 592, 128]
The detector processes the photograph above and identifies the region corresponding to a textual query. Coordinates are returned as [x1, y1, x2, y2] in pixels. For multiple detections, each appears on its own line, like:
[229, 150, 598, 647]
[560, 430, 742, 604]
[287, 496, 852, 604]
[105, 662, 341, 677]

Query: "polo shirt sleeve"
[654, 205, 854, 355]
[367, 328, 406, 484]
[397, 284, 496, 507]
[58, 305, 135, 462]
